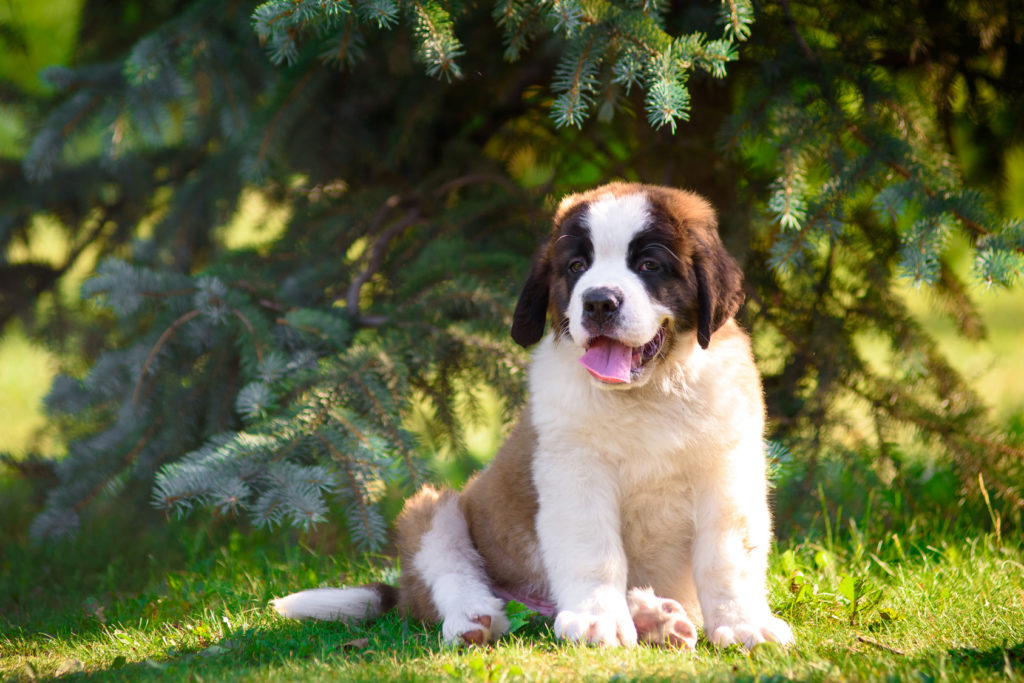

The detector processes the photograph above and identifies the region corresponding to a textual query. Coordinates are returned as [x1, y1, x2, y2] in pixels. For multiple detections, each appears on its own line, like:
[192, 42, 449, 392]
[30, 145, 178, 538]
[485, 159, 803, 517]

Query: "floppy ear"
[510, 247, 552, 348]
[693, 238, 744, 349]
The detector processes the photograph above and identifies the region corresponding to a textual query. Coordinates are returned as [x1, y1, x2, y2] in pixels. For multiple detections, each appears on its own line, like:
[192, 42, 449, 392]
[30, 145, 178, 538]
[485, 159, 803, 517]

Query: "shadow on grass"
[56, 614, 451, 681]
[0, 477, 361, 636]
[945, 641, 1024, 678]
[47, 612, 754, 682]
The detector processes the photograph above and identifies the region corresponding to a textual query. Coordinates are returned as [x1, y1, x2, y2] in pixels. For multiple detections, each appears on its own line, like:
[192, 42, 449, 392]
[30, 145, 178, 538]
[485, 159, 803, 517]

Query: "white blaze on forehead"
[568, 191, 669, 350]
[583, 192, 651, 257]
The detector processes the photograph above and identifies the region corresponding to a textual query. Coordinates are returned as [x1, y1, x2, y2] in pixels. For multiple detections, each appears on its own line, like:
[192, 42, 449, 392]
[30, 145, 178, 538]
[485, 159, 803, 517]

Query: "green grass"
[2, 210, 1022, 681]
[2, 478, 1022, 682]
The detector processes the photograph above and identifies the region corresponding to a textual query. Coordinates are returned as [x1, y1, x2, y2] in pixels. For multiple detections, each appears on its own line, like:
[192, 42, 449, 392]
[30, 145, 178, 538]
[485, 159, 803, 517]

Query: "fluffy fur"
[272, 183, 794, 649]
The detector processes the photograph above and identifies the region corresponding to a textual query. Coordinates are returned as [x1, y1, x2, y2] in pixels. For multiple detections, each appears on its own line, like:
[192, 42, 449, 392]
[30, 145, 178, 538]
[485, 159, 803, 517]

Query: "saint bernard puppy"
[272, 182, 795, 650]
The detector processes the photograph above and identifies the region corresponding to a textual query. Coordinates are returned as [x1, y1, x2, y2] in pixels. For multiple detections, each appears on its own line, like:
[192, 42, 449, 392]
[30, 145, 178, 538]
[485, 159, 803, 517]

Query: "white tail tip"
[271, 586, 386, 622]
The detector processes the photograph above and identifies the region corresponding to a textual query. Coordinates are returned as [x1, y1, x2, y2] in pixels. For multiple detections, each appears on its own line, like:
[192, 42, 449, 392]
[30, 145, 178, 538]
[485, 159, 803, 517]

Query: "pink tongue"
[579, 337, 633, 384]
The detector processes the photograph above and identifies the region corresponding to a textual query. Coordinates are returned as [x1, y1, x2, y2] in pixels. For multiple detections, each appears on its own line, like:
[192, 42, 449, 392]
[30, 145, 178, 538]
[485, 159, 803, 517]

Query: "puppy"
[272, 182, 795, 649]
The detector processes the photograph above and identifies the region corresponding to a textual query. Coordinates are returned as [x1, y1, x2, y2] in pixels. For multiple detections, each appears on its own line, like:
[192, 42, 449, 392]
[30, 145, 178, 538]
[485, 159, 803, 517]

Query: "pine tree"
[2, 0, 1022, 544]
[717, 0, 1024, 520]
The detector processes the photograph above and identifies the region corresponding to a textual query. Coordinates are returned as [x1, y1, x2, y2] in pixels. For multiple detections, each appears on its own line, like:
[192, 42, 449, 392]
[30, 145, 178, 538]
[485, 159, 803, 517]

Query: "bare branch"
[780, 0, 816, 62]
[344, 207, 422, 325]
[132, 309, 201, 405]
[231, 307, 264, 363]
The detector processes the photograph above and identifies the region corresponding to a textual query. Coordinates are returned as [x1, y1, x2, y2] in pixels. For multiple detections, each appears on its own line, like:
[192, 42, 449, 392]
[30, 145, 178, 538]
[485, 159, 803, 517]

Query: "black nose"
[582, 286, 623, 325]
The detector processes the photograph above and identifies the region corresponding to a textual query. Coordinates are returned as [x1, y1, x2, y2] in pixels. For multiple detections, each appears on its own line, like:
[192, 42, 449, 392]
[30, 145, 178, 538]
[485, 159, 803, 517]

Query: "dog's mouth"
[579, 325, 668, 384]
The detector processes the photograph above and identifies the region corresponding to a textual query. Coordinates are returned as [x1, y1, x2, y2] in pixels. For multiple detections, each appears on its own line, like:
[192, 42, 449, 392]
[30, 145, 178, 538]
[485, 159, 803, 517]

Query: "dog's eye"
[638, 259, 660, 273]
[568, 258, 587, 274]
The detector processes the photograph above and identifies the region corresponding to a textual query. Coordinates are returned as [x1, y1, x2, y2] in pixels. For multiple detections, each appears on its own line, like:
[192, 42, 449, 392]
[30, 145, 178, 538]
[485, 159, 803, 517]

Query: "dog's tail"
[271, 582, 398, 622]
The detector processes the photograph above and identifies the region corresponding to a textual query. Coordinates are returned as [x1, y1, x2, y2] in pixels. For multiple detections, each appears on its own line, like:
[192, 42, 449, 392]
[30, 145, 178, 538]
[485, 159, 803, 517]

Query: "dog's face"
[511, 183, 744, 387]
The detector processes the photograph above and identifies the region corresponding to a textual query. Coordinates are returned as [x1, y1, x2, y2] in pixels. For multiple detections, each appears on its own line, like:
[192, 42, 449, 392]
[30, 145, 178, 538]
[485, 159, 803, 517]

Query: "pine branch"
[493, 0, 539, 61]
[258, 66, 319, 164]
[851, 381, 1023, 509]
[350, 373, 421, 486]
[409, 0, 465, 80]
[345, 205, 421, 326]
[551, 29, 602, 128]
[319, 19, 366, 69]
[546, 0, 584, 37]
[320, 432, 379, 548]
[779, 0, 816, 62]
[231, 307, 265, 364]
[73, 421, 161, 513]
[132, 309, 201, 405]
[769, 153, 809, 231]
[358, 0, 400, 28]
[720, 0, 753, 43]
[433, 173, 519, 196]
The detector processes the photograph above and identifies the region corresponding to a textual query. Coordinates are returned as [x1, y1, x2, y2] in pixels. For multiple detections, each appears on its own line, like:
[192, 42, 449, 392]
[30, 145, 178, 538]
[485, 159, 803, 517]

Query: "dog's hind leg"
[396, 485, 510, 645]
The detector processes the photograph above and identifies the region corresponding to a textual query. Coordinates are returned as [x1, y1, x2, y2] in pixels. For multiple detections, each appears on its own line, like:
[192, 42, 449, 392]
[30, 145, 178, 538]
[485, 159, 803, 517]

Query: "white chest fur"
[528, 333, 762, 469]
[526, 330, 769, 616]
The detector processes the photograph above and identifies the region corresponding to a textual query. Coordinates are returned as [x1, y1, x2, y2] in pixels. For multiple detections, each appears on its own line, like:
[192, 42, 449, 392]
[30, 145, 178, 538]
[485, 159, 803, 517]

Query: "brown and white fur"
[272, 183, 795, 649]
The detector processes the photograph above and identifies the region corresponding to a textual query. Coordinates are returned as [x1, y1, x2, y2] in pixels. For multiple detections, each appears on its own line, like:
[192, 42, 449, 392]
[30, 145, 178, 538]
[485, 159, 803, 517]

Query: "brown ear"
[693, 237, 744, 349]
[510, 246, 551, 348]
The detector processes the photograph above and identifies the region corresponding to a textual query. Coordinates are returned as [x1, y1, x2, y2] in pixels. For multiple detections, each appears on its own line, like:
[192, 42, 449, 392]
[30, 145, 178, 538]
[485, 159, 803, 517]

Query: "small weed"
[503, 600, 537, 635]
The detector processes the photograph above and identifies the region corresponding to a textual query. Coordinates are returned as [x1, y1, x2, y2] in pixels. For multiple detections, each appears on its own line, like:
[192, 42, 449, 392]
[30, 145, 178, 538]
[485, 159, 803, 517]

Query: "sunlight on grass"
[902, 281, 1024, 420]
[1, 520, 1021, 681]
[852, 229, 1024, 424]
[0, 213, 104, 456]
[901, 230, 1024, 421]
[0, 322, 57, 456]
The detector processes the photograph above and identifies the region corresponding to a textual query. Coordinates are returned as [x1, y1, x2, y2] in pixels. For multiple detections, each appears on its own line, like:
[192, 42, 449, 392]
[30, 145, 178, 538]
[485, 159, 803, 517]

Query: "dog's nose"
[582, 286, 623, 325]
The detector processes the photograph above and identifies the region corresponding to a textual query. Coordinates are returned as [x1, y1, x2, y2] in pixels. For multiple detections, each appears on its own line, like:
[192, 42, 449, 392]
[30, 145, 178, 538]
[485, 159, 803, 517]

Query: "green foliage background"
[1, 0, 1022, 554]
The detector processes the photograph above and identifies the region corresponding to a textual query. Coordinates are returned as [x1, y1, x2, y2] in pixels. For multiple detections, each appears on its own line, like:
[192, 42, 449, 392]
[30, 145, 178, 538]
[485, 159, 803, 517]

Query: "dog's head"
[511, 183, 744, 387]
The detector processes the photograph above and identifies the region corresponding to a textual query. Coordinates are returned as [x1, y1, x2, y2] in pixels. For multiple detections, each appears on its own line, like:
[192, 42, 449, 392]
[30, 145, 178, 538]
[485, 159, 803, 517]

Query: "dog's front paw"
[707, 613, 794, 649]
[441, 599, 511, 646]
[554, 607, 638, 647]
[626, 587, 697, 649]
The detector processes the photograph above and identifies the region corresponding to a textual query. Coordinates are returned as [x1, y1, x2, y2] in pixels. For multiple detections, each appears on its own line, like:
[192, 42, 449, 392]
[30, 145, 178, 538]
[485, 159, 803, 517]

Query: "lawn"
[2, 479, 1021, 682]
[2, 210, 1022, 682]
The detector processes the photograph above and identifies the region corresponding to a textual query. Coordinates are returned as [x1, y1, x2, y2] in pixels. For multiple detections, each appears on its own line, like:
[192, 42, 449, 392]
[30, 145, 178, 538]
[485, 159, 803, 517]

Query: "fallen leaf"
[83, 597, 106, 623]
[341, 638, 369, 651]
[54, 659, 83, 676]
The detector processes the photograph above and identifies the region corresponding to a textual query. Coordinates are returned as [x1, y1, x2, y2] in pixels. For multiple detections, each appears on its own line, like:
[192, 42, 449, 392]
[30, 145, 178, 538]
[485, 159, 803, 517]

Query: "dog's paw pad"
[708, 615, 794, 649]
[554, 609, 638, 647]
[665, 617, 698, 649]
[458, 614, 495, 646]
[460, 629, 486, 645]
[442, 605, 510, 646]
[627, 587, 697, 650]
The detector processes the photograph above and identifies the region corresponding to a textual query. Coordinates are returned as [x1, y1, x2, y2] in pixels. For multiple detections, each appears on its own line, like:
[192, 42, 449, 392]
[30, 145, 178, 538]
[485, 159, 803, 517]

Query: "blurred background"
[1, 0, 1022, 614]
